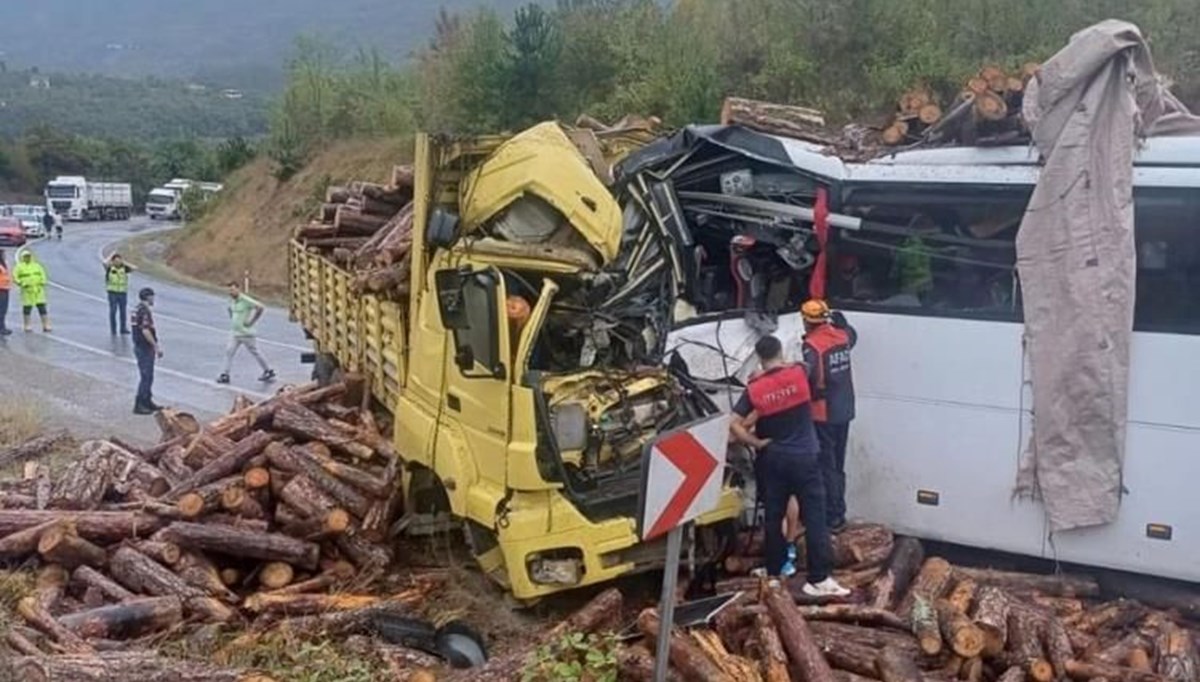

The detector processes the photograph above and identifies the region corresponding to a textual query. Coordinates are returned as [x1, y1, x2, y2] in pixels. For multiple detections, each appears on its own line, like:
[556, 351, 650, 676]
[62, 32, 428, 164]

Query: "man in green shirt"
[217, 282, 276, 384]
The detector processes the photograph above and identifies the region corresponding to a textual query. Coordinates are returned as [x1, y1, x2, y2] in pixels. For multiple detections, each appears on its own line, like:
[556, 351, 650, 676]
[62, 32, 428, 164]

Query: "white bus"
[661, 132, 1200, 583]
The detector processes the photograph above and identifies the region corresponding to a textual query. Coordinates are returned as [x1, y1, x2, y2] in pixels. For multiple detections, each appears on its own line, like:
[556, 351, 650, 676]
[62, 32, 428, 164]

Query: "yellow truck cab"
[290, 123, 743, 600]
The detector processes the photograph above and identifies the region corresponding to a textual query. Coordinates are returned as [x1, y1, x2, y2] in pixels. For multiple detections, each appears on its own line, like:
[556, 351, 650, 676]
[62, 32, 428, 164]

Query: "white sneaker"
[802, 577, 851, 598]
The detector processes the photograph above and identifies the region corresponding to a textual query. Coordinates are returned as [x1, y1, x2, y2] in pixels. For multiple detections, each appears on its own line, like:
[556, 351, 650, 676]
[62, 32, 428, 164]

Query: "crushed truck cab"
[290, 123, 743, 599]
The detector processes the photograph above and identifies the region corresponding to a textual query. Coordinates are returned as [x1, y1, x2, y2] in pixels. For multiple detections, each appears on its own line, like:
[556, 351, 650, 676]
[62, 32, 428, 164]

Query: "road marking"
[46, 280, 310, 352]
[37, 332, 273, 400]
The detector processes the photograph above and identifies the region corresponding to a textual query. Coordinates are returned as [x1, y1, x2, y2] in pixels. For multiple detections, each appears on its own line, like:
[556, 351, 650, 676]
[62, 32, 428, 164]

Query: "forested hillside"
[0, 70, 268, 140]
[266, 0, 1200, 156]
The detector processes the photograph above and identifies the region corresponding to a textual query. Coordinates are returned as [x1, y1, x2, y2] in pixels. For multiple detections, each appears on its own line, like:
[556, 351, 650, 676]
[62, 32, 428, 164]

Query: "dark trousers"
[816, 422, 851, 525]
[134, 343, 155, 408]
[760, 449, 833, 582]
[0, 289, 8, 330]
[108, 291, 128, 334]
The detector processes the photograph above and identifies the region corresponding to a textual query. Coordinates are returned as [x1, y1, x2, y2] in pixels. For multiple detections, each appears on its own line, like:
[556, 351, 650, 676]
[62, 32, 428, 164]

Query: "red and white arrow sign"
[640, 414, 731, 541]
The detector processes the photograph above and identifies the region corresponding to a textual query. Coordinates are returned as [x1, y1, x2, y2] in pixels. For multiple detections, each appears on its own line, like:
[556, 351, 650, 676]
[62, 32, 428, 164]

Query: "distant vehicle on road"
[45, 176, 133, 221]
[0, 217, 27, 247]
[8, 205, 47, 237]
[146, 178, 223, 220]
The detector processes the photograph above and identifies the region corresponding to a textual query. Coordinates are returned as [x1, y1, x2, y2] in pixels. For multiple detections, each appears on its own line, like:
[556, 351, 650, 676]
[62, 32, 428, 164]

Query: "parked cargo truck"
[289, 124, 743, 600]
[44, 176, 133, 221]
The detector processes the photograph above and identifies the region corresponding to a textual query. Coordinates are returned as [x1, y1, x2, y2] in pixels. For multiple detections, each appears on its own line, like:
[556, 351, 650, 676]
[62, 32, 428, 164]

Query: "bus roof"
[764, 134, 1200, 188]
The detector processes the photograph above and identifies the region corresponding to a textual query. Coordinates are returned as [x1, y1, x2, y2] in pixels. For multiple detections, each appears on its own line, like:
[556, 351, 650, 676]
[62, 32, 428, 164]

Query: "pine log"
[154, 409, 201, 441]
[178, 551, 238, 602]
[220, 568, 242, 588]
[361, 479, 402, 542]
[268, 445, 371, 518]
[1070, 599, 1146, 633]
[357, 181, 412, 208]
[972, 91, 1009, 121]
[799, 523, 892, 569]
[1064, 659, 1165, 682]
[876, 646, 922, 682]
[273, 403, 374, 460]
[243, 467, 271, 490]
[1001, 608, 1054, 682]
[0, 517, 59, 558]
[292, 441, 388, 497]
[545, 587, 623, 641]
[167, 431, 274, 499]
[970, 585, 1009, 656]
[73, 565, 136, 603]
[220, 486, 266, 520]
[134, 540, 182, 566]
[821, 640, 886, 678]
[937, 599, 985, 658]
[392, 165, 414, 189]
[49, 451, 112, 510]
[335, 528, 392, 569]
[1, 491, 36, 508]
[160, 521, 320, 570]
[1042, 613, 1075, 680]
[911, 597, 942, 655]
[1149, 614, 1198, 681]
[35, 563, 68, 610]
[869, 536, 925, 611]
[1030, 595, 1085, 619]
[764, 580, 836, 682]
[956, 567, 1100, 598]
[690, 629, 763, 681]
[18, 596, 95, 654]
[207, 382, 334, 440]
[899, 557, 954, 622]
[637, 608, 735, 682]
[797, 604, 907, 630]
[57, 597, 183, 639]
[334, 205, 391, 235]
[752, 612, 791, 682]
[882, 124, 907, 146]
[177, 475, 243, 518]
[259, 562, 295, 590]
[244, 592, 380, 616]
[159, 446, 194, 487]
[35, 464, 51, 509]
[37, 521, 107, 568]
[12, 652, 273, 682]
[0, 510, 162, 542]
[93, 441, 170, 498]
[0, 430, 69, 469]
[808, 621, 921, 656]
[617, 644, 666, 682]
[278, 473, 338, 519]
[960, 657, 984, 682]
[266, 564, 353, 595]
[946, 578, 978, 614]
[720, 97, 830, 144]
[5, 628, 44, 656]
[108, 546, 234, 622]
[1091, 632, 1152, 666]
[997, 667, 1026, 682]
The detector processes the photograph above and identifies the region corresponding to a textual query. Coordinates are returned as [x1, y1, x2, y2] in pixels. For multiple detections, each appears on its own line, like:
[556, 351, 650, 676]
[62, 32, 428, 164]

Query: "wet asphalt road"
[0, 219, 312, 421]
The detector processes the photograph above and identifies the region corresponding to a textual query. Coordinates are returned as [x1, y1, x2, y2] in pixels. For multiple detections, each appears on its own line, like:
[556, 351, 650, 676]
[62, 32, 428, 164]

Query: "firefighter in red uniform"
[731, 334, 850, 597]
[800, 299, 857, 533]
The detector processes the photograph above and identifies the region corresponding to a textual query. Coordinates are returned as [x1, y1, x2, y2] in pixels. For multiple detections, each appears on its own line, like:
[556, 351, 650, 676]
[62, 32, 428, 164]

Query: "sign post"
[636, 413, 730, 682]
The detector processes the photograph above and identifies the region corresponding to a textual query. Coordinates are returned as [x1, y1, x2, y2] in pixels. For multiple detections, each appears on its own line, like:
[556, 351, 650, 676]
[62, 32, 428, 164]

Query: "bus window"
[1134, 188, 1200, 334]
[830, 183, 1029, 321]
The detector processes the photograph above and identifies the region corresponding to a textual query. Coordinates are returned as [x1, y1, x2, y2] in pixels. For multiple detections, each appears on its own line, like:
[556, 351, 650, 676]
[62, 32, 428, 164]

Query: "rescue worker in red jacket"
[731, 334, 850, 597]
[799, 299, 857, 533]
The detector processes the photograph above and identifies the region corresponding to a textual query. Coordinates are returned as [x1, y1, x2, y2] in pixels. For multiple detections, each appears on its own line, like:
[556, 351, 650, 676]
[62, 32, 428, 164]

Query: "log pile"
[293, 166, 415, 299]
[882, 63, 1039, 148]
[0, 380, 411, 675]
[625, 530, 1200, 682]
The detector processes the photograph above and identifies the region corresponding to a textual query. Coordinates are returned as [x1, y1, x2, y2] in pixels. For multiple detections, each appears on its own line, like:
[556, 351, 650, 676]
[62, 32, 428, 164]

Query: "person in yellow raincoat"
[13, 249, 51, 332]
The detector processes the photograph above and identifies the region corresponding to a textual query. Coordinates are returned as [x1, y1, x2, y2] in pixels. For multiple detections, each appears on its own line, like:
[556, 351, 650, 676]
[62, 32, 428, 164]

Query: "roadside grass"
[0, 398, 79, 478]
[163, 630, 387, 682]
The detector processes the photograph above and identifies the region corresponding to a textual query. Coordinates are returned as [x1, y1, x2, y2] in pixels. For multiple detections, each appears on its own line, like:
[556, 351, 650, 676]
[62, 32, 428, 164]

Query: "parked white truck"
[145, 178, 223, 220]
[44, 176, 133, 221]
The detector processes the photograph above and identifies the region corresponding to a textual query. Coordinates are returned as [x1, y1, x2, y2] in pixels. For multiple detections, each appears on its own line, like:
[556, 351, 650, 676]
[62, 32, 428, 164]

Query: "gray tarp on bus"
[1015, 20, 1200, 531]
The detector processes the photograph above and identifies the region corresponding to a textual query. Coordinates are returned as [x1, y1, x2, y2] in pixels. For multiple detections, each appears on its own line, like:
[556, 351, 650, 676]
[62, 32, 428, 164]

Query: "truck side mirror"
[454, 346, 475, 373]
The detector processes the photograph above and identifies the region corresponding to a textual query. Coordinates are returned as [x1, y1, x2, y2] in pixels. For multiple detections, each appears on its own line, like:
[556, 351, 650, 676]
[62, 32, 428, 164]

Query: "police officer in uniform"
[799, 299, 857, 532]
[730, 334, 850, 597]
[131, 287, 163, 414]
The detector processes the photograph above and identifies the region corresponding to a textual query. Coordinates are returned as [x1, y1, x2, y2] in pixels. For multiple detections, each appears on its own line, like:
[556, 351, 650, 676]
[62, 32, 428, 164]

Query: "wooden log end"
[243, 467, 271, 490]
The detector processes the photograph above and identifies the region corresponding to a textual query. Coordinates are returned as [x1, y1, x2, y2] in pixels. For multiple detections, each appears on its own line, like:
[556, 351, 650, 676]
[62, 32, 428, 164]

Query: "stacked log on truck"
[0, 380, 426, 679]
[293, 167, 416, 300]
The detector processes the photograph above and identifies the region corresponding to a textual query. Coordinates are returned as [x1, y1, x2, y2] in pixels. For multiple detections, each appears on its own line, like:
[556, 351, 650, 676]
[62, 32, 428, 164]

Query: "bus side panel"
[1042, 331, 1200, 581]
[843, 311, 1048, 555]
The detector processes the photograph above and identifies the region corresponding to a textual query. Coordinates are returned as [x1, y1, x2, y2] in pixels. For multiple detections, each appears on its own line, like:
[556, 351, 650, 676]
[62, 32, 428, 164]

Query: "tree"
[502, 4, 563, 126]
